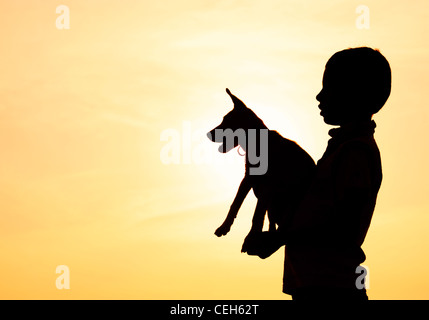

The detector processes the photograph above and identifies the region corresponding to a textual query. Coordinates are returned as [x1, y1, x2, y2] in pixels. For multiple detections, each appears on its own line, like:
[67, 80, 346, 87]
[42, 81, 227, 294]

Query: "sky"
[0, 0, 428, 299]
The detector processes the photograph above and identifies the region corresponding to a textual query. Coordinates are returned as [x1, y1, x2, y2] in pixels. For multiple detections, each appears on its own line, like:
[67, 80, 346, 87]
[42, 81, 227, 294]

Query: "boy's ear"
[226, 88, 247, 110]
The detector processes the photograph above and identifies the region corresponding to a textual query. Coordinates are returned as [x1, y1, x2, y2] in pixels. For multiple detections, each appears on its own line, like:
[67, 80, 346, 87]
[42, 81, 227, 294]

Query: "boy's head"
[316, 47, 391, 125]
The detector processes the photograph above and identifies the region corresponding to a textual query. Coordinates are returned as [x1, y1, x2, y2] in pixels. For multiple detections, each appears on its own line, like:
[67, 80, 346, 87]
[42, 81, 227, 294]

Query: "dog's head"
[207, 89, 265, 153]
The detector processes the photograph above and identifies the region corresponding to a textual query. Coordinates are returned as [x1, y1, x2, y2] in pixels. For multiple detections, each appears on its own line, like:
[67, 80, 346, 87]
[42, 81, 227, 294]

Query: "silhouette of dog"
[208, 89, 316, 251]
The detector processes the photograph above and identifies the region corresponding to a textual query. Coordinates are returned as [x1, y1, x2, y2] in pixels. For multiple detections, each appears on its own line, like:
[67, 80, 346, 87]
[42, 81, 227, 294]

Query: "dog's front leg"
[215, 176, 251, 237]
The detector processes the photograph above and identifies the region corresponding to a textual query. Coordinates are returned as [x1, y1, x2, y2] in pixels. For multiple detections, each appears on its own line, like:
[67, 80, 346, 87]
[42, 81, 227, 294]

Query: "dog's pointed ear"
[226, 88, 247, 110]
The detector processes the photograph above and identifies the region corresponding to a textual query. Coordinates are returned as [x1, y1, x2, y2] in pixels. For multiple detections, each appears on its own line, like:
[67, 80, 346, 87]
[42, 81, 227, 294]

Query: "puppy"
[208, 89, 315, 251]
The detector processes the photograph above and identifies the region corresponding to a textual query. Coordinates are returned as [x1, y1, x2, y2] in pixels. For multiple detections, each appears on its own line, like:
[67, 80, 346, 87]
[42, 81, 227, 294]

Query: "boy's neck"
[337, 115, 373, 128]
[329, 119, 376, 139]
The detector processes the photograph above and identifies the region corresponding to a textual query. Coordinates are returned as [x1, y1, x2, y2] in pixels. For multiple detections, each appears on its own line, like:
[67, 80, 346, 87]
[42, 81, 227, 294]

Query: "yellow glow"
[0, 0, 428, 300]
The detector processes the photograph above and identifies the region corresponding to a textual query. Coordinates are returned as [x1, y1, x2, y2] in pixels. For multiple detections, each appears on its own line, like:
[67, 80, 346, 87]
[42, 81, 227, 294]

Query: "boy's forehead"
[323, 64, 350, 83]
[322, 66, 338, 82]
[324, 62, 342, 73]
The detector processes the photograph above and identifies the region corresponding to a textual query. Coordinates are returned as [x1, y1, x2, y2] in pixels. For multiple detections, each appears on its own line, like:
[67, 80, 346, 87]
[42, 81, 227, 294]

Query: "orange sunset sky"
[0, 0, 428, 299]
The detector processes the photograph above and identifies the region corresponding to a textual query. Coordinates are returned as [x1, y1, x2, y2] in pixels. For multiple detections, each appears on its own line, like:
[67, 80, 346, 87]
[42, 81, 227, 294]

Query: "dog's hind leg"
[249, 197, 269, 234]
[215, 176, 251, 237]
[268, 214, 277, 232]
[241, 198, 269, 253]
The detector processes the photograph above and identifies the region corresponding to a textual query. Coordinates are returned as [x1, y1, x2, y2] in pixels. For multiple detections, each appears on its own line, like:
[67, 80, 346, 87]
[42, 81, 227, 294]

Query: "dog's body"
[208, 89, 316, 242]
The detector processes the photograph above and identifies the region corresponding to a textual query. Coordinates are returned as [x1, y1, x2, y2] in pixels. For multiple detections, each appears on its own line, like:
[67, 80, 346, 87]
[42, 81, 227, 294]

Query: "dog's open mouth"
[218, 142, 229, 153]
[218, 137, 239, 153]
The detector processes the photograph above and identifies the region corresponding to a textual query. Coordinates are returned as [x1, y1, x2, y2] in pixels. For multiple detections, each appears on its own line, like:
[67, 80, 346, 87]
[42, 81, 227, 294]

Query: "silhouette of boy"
[243, 47, 391, 301]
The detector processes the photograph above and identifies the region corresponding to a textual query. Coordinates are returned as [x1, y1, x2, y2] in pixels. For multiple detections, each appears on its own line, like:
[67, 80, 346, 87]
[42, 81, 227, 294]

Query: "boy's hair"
[326, 47, 391, 115]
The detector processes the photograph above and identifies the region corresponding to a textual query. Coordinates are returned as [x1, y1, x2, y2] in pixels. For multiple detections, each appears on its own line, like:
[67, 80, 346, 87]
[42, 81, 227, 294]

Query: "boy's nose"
[316, 89, 323, 102]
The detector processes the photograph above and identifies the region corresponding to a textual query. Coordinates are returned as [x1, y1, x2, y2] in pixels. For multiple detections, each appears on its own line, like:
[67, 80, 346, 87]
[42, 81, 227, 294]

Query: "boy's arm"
[281, 142, 374, 247]
[330, 143, 375, 246]
[245, 143, 376, 258]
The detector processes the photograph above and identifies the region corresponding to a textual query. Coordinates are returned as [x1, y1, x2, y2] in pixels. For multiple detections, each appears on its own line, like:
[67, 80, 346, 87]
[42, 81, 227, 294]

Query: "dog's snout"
[207, 130, 214, 141]
[207, 129, 219, 142]
[208, 126, 226, 142]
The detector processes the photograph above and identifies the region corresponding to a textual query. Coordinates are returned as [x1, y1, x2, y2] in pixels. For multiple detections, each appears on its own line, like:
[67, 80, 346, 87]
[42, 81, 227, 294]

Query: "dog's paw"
[214, 224, 231, 237]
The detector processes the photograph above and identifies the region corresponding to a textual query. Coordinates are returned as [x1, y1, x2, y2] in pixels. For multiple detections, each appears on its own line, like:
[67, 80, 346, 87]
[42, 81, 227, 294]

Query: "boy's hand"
[241, 231, 284, 259]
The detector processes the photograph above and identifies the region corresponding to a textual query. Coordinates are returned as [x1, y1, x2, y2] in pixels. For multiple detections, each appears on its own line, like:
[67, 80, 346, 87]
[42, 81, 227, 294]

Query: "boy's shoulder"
[318, 121, 379, 166]
[332, 121, 380, 154]
[340, 134, 379, 154]
[333, 135, 381, 170]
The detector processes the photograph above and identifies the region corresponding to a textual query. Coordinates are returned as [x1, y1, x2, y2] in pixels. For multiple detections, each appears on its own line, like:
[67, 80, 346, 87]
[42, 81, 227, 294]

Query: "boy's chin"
[320, 110, 338, 125]
[322, 116, 341, 126]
